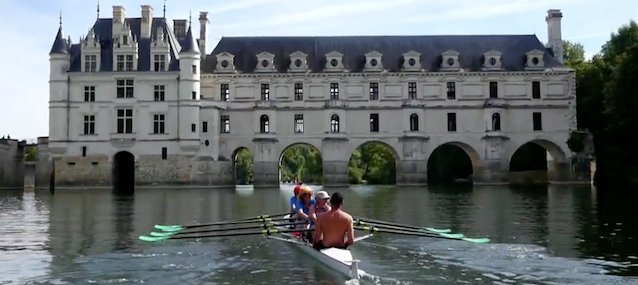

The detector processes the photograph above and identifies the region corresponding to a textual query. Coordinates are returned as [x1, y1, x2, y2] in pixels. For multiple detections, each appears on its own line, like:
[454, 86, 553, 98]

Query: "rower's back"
[314, 193, 354, 249]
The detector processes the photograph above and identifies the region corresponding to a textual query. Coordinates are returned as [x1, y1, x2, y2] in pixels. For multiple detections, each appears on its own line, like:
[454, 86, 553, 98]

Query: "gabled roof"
[67, 17, 185, 72]
[49, 26, 69, 55]
[204, 35, 564, 73]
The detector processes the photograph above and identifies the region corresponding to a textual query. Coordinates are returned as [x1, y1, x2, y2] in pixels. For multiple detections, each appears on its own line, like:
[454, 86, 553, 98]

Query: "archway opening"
[279, 144, 323, 184]
[509, 142, 549, 185]
[427, 144, 473, 185]
[112, 151, 135, 193]
[348, 142, 397, 185]
[233, 147, 254, 185]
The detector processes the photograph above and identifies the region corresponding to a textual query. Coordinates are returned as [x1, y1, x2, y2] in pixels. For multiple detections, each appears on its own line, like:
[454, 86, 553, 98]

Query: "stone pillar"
[475, 135, 510, 185]
[252, 137, 279, 188]
[322, 137, 350, 187]
[397, 135, 428, 186]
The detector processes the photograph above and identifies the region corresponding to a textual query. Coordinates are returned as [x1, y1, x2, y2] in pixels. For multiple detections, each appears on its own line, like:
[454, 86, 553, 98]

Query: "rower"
[294, 186, 315, 226]
[313, 192, 354, 250]
[289, 180, 303, 214]
[306, 190, 331, 242]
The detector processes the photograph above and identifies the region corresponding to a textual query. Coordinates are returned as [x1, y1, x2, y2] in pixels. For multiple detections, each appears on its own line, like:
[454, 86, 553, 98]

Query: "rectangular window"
[153, 114, 165, 134]
[83, 115, 95, 135]
[294, 83, 303, 101]
[533, 112, 542, 131]
[489, 81, 498, 98]
[447, 113, 457, 132]
[154, 85, 165, 101]
[370, 113, 379, 132]
[117, 108, 133, 134]
[82, 146, 87, 157]
[116, 79, 134, 98]
[192, 91, 197, 100]
[116, 54, 125, 71]
[202, 121, 208, 133]
[294, 114, 304, 133]
[84, 86, 95, 102]
[408, 82, 417, 99]
[192, 65, 197, 74]
[330, 83, 339, 100]
[532, 81, 541, 99]
[261, 84, 270, 101]
[161, 147, 167, 160]
[154, 54, 166, 71]
[221, 84, 230, 101]
[191, 123, 196, 133]
[125, 54, 134, 71]
[122, 35, 128, 45]
[220, 115, 230, 133]
[447, 82, 456, 99]
[369, 82, 379, 100]
[84, 55, 97, 72]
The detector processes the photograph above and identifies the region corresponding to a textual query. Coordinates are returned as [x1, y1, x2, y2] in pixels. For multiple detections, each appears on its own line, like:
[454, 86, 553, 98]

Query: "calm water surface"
[1, 185, 638, 285]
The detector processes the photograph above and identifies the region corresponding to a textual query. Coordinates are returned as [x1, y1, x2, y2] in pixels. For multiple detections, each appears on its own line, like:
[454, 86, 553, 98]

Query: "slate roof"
[65, 17, 190, 72]
[205, 35, 563, 73]
[49, 26, 69, 55]
[180, 26, 200, 54]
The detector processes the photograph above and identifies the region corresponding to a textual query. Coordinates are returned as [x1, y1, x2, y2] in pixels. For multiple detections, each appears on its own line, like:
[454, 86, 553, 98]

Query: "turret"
[49, 25, 71, 142]
[546, 9, 563, 64]
[178, 24, 201, 148]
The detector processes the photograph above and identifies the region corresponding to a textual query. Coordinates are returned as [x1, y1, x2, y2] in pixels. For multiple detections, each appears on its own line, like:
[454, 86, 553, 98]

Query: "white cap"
[315, 190, 329, 199]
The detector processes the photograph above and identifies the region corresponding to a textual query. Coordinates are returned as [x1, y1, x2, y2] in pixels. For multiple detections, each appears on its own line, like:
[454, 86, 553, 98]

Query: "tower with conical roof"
[177, 23, 201, 150]
[49, 21, 71, 143]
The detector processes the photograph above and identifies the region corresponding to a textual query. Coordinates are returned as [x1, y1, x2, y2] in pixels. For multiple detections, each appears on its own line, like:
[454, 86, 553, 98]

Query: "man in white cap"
[305, 190, 331, 242]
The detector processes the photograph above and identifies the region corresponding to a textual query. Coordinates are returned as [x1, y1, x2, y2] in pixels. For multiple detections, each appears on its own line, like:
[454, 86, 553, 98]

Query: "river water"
[1, 185, 638, 285]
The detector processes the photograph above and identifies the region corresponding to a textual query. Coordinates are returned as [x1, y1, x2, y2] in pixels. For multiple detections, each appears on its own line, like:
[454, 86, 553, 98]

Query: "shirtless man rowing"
[312, 192, 354, 250]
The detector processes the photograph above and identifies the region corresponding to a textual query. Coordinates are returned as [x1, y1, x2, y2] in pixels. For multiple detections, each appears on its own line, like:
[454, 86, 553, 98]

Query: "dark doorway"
[427, 144, 473, 185]
[113, 151, 135, 193]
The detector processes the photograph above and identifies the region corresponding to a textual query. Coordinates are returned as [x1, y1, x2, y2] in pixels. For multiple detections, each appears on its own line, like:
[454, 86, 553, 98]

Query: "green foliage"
[234, 148, 253, 185]
[601, 20, 638, 63]
[567, 131, 586, 153]
[563, 40, 586, 67]
[279, 144, 323, 183]
[348, 142, 396, 185]
[24, 146, 38, 162]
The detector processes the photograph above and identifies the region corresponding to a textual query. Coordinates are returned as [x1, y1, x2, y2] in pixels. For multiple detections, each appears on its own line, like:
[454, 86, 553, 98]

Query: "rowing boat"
[268, 215, 370, 279]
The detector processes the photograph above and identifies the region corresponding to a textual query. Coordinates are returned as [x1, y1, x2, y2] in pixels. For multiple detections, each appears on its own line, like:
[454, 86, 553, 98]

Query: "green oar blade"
[438, 233, 466, 239]
[138, 235, 170, 242]
[424, 227, 451, 233]
[154, 225, 184, 232]
[461, 237, 490, 243]
[149, 231, 177, 237]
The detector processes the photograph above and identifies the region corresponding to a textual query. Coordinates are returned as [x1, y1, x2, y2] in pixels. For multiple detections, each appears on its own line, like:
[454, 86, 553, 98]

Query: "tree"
[601, 20, 638, 63]
[24, 146, 38, 162]
[235, 149, 253, 185]
[563, 40, 586, 67]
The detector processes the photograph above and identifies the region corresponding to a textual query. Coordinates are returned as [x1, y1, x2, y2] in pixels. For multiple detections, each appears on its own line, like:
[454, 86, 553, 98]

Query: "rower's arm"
[345, 218, 354, 248]
[313, 220, 322, 242]
[296, 208, 309, 220]
[309, 206, 318, 223]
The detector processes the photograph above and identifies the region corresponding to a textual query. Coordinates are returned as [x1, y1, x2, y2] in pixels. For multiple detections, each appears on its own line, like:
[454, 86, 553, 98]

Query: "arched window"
[330, 114, 340, 133]
[409, 113, 419, 131]
[260, 115, 269, 133]
[492, 113, 501, 131]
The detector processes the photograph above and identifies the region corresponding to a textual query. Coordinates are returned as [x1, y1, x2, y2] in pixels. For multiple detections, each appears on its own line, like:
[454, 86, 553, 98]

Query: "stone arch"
[508, 139, 568, 184]
[427, 141, 481, 184]
[348, 140, 401, 185]
[232, 147, 254, 185]
[112, 151, 135, 193]
[278, 142, 323, 184]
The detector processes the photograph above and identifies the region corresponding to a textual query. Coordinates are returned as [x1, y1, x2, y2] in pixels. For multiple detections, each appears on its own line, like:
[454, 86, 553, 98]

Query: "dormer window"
[364, 50, 384, 72]
[256, 51, 276, 72]
[402, 50, 422, 71]
[289, 51, 308, 72]
[482, 50, 502, 71]
[81, 29, 101, 72]
[215, 52, 236, 73]
[440, 50, 460, 71]
[525, 49, 545, 70]
[325, 51, 344, 72]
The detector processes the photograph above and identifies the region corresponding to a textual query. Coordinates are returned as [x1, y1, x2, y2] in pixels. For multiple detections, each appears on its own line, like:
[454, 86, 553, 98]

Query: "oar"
[149, 221, 306, 237]
[354, 216, 453, 234]
[139, 228, 313, 243]
[154, 216, 291, 232]
[353, 220, 465, 239]
[355, 226, 490, 243]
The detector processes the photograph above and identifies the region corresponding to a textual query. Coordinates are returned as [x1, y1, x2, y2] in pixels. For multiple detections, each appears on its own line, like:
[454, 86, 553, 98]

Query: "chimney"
[113, 6, 126, 24]
[140, 5, 153, 39]
[546, 9, 563, 63]
[173, 19, 187, 37]
[199, 12, 209, 58]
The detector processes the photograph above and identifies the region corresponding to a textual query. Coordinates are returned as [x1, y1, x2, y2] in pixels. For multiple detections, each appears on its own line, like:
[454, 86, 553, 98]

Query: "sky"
[0, 0, 636, 141]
